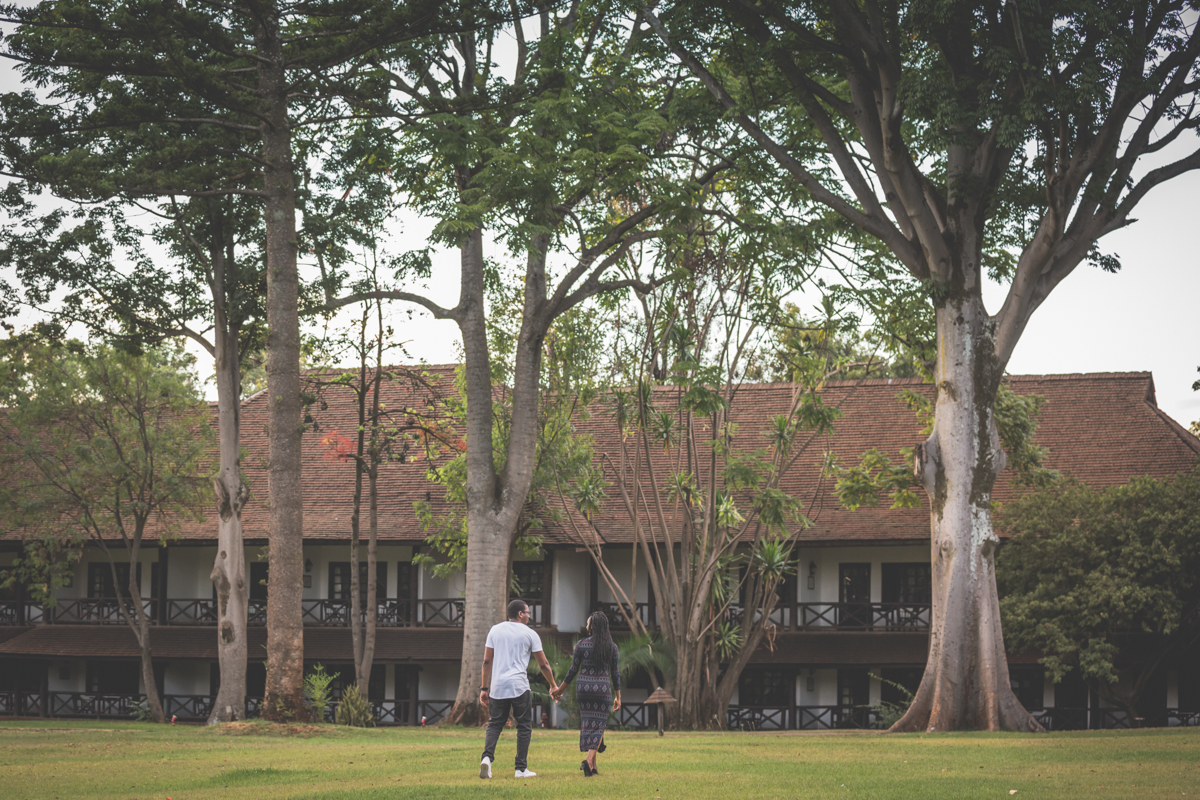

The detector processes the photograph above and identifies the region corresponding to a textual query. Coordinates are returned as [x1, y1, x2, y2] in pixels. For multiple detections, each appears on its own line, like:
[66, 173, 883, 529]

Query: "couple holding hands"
[478, 600, 621, 779]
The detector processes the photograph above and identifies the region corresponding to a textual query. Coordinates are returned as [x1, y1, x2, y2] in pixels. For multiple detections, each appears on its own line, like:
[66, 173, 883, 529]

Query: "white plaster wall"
[869, 671, 882, 705]
[795, 545, 929, 604]
[420, 563, 466, 599]
[65, 548, 159, 600]
[552, 549, 590, 632]
[623, 687, 649, 703]
[297, 545, 414, 599]
[47, 660, 86, 692]
[418, 663, 461, 701]
[1167, 670, 1179, 708]
[167, 547, 218, 598]
[595, 550, 650, 603]
[1043, 680, 1055, 708]
[163, 661, 210, 695]
[812, 669, 839, 705]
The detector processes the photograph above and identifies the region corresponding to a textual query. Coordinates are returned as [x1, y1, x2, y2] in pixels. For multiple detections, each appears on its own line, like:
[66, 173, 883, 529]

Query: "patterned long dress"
[561, 636, 620, 752]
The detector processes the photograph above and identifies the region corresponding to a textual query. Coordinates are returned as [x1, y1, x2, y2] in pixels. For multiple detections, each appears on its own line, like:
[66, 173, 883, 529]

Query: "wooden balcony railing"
[416, 598, 464, 626]
[727, 705, 792, 731]
[20, 599, 157, 625]
[3, 595, 547, 628]
[595, 601, 655, 630]
[417, 700, 455, 725]
[612, 700, 655, 729]
[0, 601, 22, 625]
[795, 602, 930, 631]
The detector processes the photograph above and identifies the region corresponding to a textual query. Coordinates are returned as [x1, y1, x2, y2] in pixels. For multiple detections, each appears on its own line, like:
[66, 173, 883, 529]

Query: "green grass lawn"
[1, 719, 1198, 800]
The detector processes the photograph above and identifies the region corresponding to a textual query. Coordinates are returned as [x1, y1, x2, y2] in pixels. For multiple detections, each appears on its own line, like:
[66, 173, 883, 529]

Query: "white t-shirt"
[484, 620, 544, 699]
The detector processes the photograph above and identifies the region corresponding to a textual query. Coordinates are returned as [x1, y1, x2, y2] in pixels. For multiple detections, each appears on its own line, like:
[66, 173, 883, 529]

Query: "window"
[329, 563, 350, 600]
[329, 562, 387, 603]
[249, 562, 269, 601]
[838, 564, 870, 604]
[512, 561, 544, 600]
[837, 669, 870, 708]
[87, 661, 139, 694]
[881, 563, 931, 604]
[321, 664, 385, 702]
[396, 562, 414, 602]
[880, 668, 923, 707]
[1180, 663, 1200, 712]
[739, 670, 791, 707]
[361, 562, 388, 602]
[1009, 667, 1045, 711]
[838, 563, 871, 627]
[87, 563, 141, 599]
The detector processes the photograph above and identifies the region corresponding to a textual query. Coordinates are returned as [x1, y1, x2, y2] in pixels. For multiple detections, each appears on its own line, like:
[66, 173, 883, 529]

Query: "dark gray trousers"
[481, 690, 533, 771]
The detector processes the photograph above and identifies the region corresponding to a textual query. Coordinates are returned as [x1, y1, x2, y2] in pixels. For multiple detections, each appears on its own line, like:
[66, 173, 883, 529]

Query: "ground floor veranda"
[2, 648, 1197, 731]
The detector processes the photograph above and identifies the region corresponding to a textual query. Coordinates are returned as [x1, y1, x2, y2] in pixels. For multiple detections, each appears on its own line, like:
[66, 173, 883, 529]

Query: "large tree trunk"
[208, 317, 249, 724]
[258, 3, 307, 722]
[890, 294, 1042, 733]
[447, 511, 512, 725]
[445, 228, 510, 726]
[445, 226, 549, 725]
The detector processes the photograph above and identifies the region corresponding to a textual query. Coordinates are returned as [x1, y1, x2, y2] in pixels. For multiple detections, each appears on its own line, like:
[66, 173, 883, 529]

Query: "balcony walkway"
[2, 599, 931, 632]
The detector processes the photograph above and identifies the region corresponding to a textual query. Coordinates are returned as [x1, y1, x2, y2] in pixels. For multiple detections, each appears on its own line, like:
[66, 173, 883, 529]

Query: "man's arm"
[480, 646, 494, 707]
[533, 650, 557, 695]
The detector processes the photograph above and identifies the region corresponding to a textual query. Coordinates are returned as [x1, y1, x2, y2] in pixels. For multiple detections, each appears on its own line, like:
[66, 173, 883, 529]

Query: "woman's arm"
[610, 644, 620, 692]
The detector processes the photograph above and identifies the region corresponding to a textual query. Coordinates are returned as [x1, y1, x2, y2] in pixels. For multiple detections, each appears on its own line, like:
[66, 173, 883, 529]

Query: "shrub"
[303, 664, 335, 722]
[335, 683, 375, 727]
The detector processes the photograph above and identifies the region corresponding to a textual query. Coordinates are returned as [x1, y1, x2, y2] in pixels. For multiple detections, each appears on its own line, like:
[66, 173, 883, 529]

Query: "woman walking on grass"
[551, 611, 621, 776]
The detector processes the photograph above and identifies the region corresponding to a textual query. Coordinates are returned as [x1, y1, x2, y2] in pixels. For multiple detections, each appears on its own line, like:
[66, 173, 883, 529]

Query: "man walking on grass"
[479, 598, 558, 779]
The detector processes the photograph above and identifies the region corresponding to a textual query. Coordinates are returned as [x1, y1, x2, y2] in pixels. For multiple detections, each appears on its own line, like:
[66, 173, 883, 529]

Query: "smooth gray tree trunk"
[891, 294, 1042, 733]
[445, 226, 550, 725]
[208, 318, 249, 724]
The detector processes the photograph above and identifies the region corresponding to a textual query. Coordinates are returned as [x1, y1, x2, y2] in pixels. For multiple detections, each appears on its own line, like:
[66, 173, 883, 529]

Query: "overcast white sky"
[2, 42, 1197, 428]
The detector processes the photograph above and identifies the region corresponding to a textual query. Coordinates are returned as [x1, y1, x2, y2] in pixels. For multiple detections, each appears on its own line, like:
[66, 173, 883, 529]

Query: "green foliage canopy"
[0, 340, 212, 600]
[997, 469, 1200, 715]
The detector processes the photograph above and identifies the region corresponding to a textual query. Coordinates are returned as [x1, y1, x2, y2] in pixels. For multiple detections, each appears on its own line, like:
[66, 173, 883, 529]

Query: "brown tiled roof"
[6, 369, 1195, 549]
[0, 626, 30, 645]
[549, 372, 1200, 546]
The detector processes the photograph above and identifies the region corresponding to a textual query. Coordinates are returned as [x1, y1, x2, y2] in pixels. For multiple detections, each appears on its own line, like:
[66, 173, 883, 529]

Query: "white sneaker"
[480, 756, 492, 779]
[514, 769, 537, 778]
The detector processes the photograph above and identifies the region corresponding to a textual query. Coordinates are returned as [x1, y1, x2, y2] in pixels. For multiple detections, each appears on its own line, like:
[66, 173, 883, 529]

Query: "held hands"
[550, 686, 564, 703]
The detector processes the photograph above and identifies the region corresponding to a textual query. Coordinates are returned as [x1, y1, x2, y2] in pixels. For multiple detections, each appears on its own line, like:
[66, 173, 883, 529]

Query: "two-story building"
[2, 370, 1198, 729]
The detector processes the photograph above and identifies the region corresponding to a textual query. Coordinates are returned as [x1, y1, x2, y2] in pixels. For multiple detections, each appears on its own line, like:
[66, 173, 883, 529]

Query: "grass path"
[2, 720, 1198, 799]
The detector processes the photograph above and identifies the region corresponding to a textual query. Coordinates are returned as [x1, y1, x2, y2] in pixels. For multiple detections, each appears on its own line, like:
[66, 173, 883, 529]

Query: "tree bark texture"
[890, 294, 1042, 733]
[445, 226, 550, 725]
[126, 554, 166, 724]
[258, 3, 306, 722]
[208, 318, 249, 723]
[103, 538, 165, 723]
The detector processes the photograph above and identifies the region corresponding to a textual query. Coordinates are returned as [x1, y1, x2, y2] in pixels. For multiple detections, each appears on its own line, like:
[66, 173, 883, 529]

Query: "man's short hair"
[507, 599, 528, 619]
